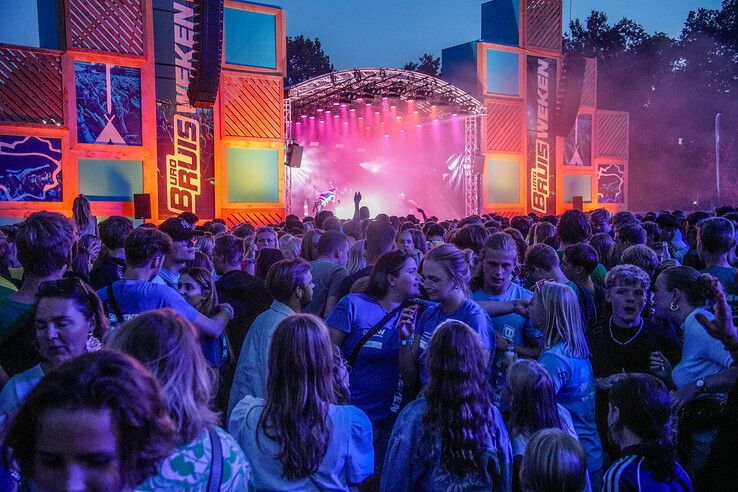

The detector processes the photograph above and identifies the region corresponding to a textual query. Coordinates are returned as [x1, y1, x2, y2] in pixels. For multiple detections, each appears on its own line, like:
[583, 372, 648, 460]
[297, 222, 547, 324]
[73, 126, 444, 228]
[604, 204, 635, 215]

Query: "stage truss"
[284, 68, 485, 217]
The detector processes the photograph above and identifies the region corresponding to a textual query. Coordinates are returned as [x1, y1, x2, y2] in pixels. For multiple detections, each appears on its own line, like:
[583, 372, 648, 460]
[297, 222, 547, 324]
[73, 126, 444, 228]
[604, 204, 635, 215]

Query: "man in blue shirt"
[228, 258, 313, 416]
[97, 227, 231, 337]
[154, 217, 202, 287]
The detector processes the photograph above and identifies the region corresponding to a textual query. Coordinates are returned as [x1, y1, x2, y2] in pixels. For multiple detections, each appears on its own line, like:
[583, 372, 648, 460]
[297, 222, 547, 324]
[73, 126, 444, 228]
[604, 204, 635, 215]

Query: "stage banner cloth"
[527, 56, 557, 215]
[153, 0, 215, 218]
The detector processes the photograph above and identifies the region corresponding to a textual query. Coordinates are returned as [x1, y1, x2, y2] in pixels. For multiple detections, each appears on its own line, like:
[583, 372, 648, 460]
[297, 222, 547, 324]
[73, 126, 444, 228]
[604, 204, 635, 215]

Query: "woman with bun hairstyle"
[649, 266, 736, 477]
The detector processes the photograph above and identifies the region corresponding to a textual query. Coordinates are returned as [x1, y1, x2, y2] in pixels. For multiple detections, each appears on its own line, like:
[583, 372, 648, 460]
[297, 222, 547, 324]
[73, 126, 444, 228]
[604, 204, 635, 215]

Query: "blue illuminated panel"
[224, 8, 277, 69]
[486, 49, 519, 96]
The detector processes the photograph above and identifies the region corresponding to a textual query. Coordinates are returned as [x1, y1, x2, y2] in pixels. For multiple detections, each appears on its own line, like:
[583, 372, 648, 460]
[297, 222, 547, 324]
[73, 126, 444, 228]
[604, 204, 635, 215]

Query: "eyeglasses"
[421, 274, 449, 287]
[175, 239, 197, 247]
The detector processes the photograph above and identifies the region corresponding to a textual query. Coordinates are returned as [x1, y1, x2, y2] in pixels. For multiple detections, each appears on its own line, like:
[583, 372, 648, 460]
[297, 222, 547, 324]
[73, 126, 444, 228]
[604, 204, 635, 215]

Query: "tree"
[286, 35, 334, 87]
[403, 53, 441, 77]
[564, 6, 738, 210]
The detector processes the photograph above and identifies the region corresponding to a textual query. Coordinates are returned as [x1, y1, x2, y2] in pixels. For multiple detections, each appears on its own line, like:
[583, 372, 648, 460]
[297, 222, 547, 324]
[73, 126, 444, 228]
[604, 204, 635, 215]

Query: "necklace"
[608, 317, 644, 346]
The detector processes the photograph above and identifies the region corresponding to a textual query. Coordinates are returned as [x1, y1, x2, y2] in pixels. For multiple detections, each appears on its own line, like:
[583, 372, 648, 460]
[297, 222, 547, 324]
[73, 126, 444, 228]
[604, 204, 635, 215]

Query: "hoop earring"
[669, 302, 679, 311]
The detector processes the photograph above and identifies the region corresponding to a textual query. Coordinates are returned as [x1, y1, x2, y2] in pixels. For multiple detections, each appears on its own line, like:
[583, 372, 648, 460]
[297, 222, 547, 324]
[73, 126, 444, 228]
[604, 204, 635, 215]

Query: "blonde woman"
[346, 238, 367, 274]
[109, 309, 251, 491]
[528, 281, 603, 486]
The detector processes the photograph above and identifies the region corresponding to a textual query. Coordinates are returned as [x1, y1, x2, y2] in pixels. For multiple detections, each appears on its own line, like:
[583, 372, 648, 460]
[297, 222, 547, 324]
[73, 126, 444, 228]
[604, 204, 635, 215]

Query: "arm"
[398, 307, 420, 387]
[324, 296, 340, 318]
[192, 308, 230, 338]
[477, 299, 530, 317]
[352, 192, 362, 221]
[329, 327, 348, 346]
[517, 336, 544, 359]
[696, 277, 738, 361]
[672, 366, 738, 410]
[416, 207, 428, 222]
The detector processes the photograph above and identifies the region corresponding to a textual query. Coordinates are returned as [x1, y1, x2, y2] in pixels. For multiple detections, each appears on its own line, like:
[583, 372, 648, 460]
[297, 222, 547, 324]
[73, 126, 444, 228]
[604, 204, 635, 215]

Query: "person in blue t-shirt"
[530, 281, 603, 487]
[698, 217, 738, 325]
[471, 233, 543, 406]
[96, 228, 232, 338]
[405, 244, 494, 387]
[327, 250, 422, 486]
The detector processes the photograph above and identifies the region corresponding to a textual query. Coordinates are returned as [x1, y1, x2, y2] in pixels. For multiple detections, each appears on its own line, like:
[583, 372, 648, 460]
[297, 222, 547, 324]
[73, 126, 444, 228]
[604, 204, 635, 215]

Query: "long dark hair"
[72, 194, 92, 232]
[609, 373, 676, 481]
[424, 320, 495, 477]
[365, 250, 413, 300]
[507, 359, 563, 438]
[259, 314, 336, 479]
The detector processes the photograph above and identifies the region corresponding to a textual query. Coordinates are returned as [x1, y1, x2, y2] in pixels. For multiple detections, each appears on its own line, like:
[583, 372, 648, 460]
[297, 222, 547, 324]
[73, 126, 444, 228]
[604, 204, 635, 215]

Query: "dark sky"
[267, 0, 722, 69]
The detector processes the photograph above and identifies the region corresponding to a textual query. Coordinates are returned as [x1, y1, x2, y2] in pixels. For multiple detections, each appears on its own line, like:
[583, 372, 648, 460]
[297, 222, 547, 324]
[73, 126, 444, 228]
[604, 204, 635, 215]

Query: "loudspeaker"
[572, 195, 584, 211]
[553, 55, 586, 137]
[188, 0, 224, 108]
[134, 193, 152, 220]
[285, 143, 304, 168]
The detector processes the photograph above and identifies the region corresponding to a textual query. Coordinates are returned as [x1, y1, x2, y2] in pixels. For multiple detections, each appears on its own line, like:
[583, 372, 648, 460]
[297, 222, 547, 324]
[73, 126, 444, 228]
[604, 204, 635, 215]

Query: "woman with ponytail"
[404, 244, 493, 387]
[603, 373, 692, 491]
[649, 266, 736, 477]
[72, 194, 97, 238]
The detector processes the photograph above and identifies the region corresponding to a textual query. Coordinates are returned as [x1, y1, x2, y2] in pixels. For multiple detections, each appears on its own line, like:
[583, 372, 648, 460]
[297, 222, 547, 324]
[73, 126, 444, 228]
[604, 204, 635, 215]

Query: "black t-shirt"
[215, 270, 272, 360]
[89, 256, 126, 290]
[588, 317, 682, 378]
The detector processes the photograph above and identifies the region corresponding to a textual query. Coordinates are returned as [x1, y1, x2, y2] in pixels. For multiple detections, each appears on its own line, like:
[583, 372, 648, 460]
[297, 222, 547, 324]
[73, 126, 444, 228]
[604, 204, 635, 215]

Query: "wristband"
[401, 336, 415, 347]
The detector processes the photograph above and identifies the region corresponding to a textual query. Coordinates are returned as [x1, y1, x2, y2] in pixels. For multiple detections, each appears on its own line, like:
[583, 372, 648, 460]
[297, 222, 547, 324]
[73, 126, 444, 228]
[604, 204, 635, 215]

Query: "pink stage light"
[366, 103, 372, 106]
[375, 111, 380, 115]
[343, 121, 348, 125]
[384, 134, 389, 138]
[396, 116, 402, 120]
[358, 116, 363, 120]
[350, 108, 355, 112]
[301, 114, 307, 118]
[317, 108, 324, 112]
[309, 116, 315, 119]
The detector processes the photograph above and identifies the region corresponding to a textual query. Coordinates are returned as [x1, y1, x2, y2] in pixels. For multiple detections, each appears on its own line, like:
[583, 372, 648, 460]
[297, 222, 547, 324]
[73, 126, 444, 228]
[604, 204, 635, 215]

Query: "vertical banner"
[527, 56, 557, 215]
[153, 0, 215, 219]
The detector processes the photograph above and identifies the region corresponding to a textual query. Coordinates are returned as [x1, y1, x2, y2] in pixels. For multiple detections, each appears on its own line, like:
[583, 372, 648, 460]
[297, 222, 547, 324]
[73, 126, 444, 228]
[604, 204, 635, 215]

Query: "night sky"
[267, 0, 723, 69]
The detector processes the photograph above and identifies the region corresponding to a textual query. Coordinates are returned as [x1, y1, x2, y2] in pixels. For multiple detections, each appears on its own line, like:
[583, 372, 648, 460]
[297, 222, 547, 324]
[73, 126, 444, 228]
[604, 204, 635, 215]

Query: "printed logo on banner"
[564, 114, 592, 167]
[597, 164, 625, 203]
[154, 0, 215, 218]
[527, 56, 557, 215]
[0, 136, 62, 202]
[75, 62, 143, 146]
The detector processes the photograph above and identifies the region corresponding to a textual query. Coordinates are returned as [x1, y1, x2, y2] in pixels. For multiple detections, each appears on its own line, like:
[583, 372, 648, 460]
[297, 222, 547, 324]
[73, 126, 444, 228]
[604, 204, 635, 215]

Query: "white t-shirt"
[672, 307, 734, 388]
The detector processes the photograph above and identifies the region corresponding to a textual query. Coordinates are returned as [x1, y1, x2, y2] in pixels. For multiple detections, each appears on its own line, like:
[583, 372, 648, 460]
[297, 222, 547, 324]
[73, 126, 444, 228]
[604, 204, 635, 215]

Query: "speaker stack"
[553, 55, 586, 137]
[187, 0, 224, 108]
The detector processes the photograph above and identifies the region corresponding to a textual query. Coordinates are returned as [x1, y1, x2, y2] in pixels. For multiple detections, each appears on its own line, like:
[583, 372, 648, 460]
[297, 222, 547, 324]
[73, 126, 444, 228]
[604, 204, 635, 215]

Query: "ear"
[671, 288, 681, 302]
[608, 402, 619, 426]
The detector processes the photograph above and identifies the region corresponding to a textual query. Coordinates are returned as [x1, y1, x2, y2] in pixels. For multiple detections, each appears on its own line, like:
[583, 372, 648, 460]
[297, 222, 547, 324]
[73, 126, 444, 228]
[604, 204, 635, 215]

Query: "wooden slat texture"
[580, 58, 597, 107]
[224, 209, 285, 227]
[67, 0, 145, 56]
[222, 74, 283, 140]
[0, 47, 64, 124]
[485, 100, 524, 153]
[595, 111, 629, 159]
[524, 0, 562, 53]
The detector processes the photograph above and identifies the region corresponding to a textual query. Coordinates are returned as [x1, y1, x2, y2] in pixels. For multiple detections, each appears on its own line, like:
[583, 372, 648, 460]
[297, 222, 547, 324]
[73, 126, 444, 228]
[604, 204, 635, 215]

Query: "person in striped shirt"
[603, 373, 692, 492]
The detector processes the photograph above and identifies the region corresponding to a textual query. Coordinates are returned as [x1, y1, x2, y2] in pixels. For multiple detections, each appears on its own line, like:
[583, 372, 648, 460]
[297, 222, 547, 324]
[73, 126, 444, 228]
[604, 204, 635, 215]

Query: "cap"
[159, 217, 203, 242]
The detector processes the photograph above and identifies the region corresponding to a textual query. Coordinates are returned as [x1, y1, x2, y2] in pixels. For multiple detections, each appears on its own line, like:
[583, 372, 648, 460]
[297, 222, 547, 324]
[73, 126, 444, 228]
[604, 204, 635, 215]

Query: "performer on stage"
[314, 186, 338, 214]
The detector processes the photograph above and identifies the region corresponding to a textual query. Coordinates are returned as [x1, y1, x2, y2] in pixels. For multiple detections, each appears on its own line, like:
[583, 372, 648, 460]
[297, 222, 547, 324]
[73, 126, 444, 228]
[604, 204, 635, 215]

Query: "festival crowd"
[0, 193, 737, 491]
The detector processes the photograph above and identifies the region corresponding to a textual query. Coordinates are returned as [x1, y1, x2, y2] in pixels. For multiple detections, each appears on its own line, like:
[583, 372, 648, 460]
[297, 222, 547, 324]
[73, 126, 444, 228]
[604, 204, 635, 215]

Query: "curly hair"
[424, 320, 495, 477]
[2, 351, 175, 488]
[259, 314, 337, 480]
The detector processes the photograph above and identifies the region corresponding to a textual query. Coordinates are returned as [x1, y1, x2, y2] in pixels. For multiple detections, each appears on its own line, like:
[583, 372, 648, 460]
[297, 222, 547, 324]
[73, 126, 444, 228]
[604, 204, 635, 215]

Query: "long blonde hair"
[108, 309, 219, 444]
[537, 282, 590, 358]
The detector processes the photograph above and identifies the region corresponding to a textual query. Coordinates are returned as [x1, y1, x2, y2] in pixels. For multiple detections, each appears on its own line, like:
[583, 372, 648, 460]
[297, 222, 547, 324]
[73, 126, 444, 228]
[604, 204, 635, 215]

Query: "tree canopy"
[286, 35, 334, 87]
[403, 53, 441, 77]
[565, 1, 738, 209]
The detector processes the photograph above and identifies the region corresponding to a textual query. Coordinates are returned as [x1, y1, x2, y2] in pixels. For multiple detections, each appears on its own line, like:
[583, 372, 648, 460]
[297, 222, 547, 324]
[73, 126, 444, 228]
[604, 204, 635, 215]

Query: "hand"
[354, 192, 362, 206]
[649, 351, 672, 379]
[218, 303, 235, 320]
[513, 299, 531, 316]
[672, 382, 700, 411]
[696, 277, 738, 350]
[660, 259, 680, 270]
[398, 305, 418, 340]
[494, 332, 512, 352]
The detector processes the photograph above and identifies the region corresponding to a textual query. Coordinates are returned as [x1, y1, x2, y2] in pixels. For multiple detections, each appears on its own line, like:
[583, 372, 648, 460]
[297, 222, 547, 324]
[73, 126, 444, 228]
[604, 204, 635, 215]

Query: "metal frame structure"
[285, 68, 486, 216]
[463, 114, 483, 217]
[283, 97, 293, 215]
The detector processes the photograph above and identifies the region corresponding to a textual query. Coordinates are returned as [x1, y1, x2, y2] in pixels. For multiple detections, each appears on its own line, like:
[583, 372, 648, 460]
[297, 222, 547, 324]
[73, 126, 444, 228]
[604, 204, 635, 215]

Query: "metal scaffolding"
[283, 98, 293, 215]
[463, 114, 482, 217]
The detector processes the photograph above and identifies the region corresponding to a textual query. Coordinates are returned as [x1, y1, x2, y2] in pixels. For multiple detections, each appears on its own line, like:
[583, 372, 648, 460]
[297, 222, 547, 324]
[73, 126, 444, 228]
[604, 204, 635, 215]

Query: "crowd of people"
[0, 192, 737, 491]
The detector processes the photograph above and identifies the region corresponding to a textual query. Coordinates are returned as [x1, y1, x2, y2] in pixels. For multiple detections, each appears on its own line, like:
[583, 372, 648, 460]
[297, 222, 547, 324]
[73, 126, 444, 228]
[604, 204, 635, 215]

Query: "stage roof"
[286, 68, 485, 120]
